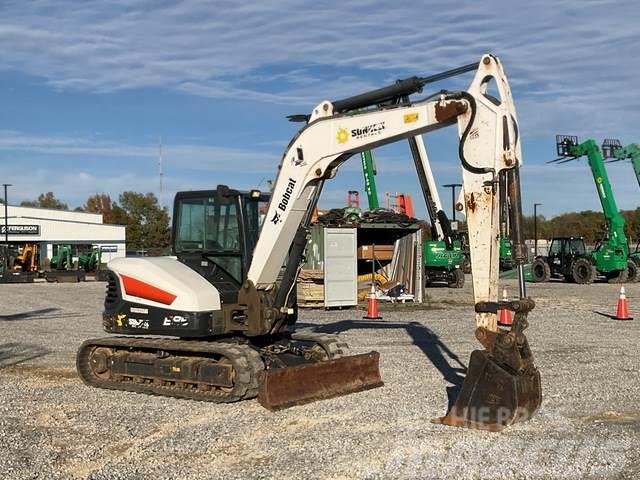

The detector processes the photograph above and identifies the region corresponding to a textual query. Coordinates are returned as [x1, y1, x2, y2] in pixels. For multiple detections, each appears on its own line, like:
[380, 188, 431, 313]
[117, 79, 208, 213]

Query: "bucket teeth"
[257, 351, 383, 410]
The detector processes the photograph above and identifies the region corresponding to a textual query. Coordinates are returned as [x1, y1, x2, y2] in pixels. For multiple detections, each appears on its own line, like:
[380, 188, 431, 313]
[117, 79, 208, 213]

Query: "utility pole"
[442, 183, 463, 221]
[3, 183, 10, 246]
[159, 137, 164, 208]
[534, 203, 542, 257]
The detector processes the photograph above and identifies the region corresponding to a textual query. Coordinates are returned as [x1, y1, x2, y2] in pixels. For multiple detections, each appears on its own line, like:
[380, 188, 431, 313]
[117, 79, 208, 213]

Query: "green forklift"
[602, 138, 640, 282]
[361, 142, 465, 288]
[531, 136, 632, 284]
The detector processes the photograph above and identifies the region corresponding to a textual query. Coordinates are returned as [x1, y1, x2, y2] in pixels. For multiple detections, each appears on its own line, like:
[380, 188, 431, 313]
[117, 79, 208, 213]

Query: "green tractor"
[531, 136, 631, 284]
[531, 237, 599, 284]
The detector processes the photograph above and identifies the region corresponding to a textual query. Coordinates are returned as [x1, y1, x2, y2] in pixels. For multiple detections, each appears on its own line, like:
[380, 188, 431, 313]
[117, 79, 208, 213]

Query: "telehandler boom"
[603, 139, 640, 189]
[77, 54, 540, 431]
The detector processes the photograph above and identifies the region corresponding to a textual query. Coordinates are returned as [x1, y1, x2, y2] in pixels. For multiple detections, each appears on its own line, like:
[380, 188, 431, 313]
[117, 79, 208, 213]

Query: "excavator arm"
[246, 54, 523, 333]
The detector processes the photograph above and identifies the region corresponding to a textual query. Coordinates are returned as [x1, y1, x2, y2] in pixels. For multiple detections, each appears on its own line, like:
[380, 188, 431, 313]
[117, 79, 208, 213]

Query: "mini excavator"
[77, 54, 541, 431]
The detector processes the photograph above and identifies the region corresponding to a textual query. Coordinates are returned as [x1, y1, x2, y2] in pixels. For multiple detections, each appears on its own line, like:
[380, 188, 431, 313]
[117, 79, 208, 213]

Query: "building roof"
[3, 204, 104, 225]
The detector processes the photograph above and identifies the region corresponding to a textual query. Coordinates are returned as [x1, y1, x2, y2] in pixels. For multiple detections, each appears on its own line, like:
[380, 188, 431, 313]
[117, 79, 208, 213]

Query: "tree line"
[19, 192, 170, 252]
[15, 191, 640, 249]
[521, 209, 640, 245]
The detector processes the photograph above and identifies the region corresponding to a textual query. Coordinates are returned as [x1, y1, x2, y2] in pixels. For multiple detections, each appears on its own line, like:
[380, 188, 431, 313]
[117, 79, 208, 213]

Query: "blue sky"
[0, 0, 638, 218]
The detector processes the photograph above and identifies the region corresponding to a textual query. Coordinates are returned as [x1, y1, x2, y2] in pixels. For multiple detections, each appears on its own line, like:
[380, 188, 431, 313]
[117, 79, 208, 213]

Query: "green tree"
[20, 192, 68, 210]
[116, 192, 170, 252]
[82, 193, 120, 224]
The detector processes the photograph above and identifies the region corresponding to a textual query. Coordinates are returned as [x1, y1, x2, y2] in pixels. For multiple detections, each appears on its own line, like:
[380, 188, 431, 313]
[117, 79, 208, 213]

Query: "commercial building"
[1, 204, 126, 264]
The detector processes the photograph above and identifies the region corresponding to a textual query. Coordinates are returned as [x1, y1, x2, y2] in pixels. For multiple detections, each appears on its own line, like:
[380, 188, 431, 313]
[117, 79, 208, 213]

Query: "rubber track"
[76, 337, 264, 403]
[290, 331, 351, 359]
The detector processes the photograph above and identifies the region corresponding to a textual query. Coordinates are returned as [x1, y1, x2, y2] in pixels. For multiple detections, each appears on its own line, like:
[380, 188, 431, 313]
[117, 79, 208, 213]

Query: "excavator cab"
[173, 186, 270, 305]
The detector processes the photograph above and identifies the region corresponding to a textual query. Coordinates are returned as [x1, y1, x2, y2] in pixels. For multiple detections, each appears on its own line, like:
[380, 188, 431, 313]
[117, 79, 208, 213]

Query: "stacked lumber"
[297, 269, 324, 306]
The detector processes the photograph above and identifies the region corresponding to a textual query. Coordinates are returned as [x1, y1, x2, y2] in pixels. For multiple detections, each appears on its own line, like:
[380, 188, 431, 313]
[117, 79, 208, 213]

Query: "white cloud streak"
[0, 0, 638, 138]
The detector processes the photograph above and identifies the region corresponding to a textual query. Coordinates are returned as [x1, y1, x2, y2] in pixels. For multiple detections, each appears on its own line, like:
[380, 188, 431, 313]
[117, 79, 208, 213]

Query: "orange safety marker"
[615, 284, 633, 320]
[498, 286, 513, 327]
[363, 283, 382, 320]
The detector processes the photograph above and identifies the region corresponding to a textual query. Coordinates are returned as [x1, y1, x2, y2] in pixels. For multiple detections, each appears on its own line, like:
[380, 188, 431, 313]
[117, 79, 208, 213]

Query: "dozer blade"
[257, 351, 383, 410]
[437, 349, 542, 432]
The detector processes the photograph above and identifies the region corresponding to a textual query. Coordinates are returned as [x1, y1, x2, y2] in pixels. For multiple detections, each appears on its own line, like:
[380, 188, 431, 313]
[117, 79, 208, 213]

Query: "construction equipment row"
[0, 244, 108, 283]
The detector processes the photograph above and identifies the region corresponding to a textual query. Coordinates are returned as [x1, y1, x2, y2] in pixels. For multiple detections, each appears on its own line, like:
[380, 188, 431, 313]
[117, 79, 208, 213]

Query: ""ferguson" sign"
[0, 225, 40, 235]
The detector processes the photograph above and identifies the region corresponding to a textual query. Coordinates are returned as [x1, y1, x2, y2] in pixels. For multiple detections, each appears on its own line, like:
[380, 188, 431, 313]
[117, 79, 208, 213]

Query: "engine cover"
[103, 257, 225, 338]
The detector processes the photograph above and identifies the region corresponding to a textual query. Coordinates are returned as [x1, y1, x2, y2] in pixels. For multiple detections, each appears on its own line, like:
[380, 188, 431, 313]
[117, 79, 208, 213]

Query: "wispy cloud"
[0, 0, 638, 138]
[0, 130, 280, 172]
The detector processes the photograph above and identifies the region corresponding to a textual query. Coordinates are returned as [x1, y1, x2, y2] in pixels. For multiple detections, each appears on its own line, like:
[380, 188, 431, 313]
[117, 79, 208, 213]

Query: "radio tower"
[159, 137, 164, 207]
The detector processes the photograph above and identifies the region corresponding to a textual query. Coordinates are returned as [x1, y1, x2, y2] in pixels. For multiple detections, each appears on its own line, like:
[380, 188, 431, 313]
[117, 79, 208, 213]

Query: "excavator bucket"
[436, 299, 542, 431]
[257, 351, 383, 410]
[438, 349, 541, 431]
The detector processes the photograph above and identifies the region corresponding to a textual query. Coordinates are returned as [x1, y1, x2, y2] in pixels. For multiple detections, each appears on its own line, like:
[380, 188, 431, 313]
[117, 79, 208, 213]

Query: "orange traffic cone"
[498, 286, 513, 327]
[615, 285, 633, 321]
[363, 283, 382, 320]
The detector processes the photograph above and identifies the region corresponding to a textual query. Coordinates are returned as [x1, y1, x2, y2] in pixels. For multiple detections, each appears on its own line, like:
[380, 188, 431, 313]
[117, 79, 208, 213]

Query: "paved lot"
[0, 278, 638, 479]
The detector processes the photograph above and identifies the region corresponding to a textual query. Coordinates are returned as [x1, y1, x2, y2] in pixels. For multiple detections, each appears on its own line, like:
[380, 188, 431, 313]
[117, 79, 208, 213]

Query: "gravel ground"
[0, 277, 639, 479]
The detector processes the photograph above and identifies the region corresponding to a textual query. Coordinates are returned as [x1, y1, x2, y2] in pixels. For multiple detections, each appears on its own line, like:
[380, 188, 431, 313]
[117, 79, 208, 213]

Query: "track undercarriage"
[77, 332, 382, 408]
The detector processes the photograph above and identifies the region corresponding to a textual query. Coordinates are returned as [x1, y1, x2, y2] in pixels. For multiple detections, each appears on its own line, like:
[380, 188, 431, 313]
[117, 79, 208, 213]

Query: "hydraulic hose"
[445, 91, 494, 176]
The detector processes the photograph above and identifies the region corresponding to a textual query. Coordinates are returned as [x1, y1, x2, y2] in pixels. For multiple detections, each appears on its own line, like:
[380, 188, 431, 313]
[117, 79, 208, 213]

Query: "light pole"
[534, 203, 542, 257]
[442, 183, 463, 222]
[3, 184, 10, 247]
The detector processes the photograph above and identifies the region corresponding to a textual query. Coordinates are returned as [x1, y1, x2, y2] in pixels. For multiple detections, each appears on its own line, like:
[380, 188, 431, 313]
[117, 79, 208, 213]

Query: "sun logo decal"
[336, 128, 349, 144]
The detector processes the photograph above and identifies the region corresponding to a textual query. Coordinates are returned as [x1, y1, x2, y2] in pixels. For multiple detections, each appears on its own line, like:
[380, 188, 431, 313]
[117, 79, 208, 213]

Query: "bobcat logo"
[271, 211, 281, 225]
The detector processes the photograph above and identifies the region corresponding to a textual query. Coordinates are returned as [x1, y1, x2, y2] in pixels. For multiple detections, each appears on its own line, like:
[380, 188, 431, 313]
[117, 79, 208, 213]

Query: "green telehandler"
[531, 136, 632, 284]
[602, 138, 640, 281]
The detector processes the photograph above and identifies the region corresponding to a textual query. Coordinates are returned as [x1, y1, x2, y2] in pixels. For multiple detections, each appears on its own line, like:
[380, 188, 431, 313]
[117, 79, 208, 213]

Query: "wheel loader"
[77, 54, 541, 431]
